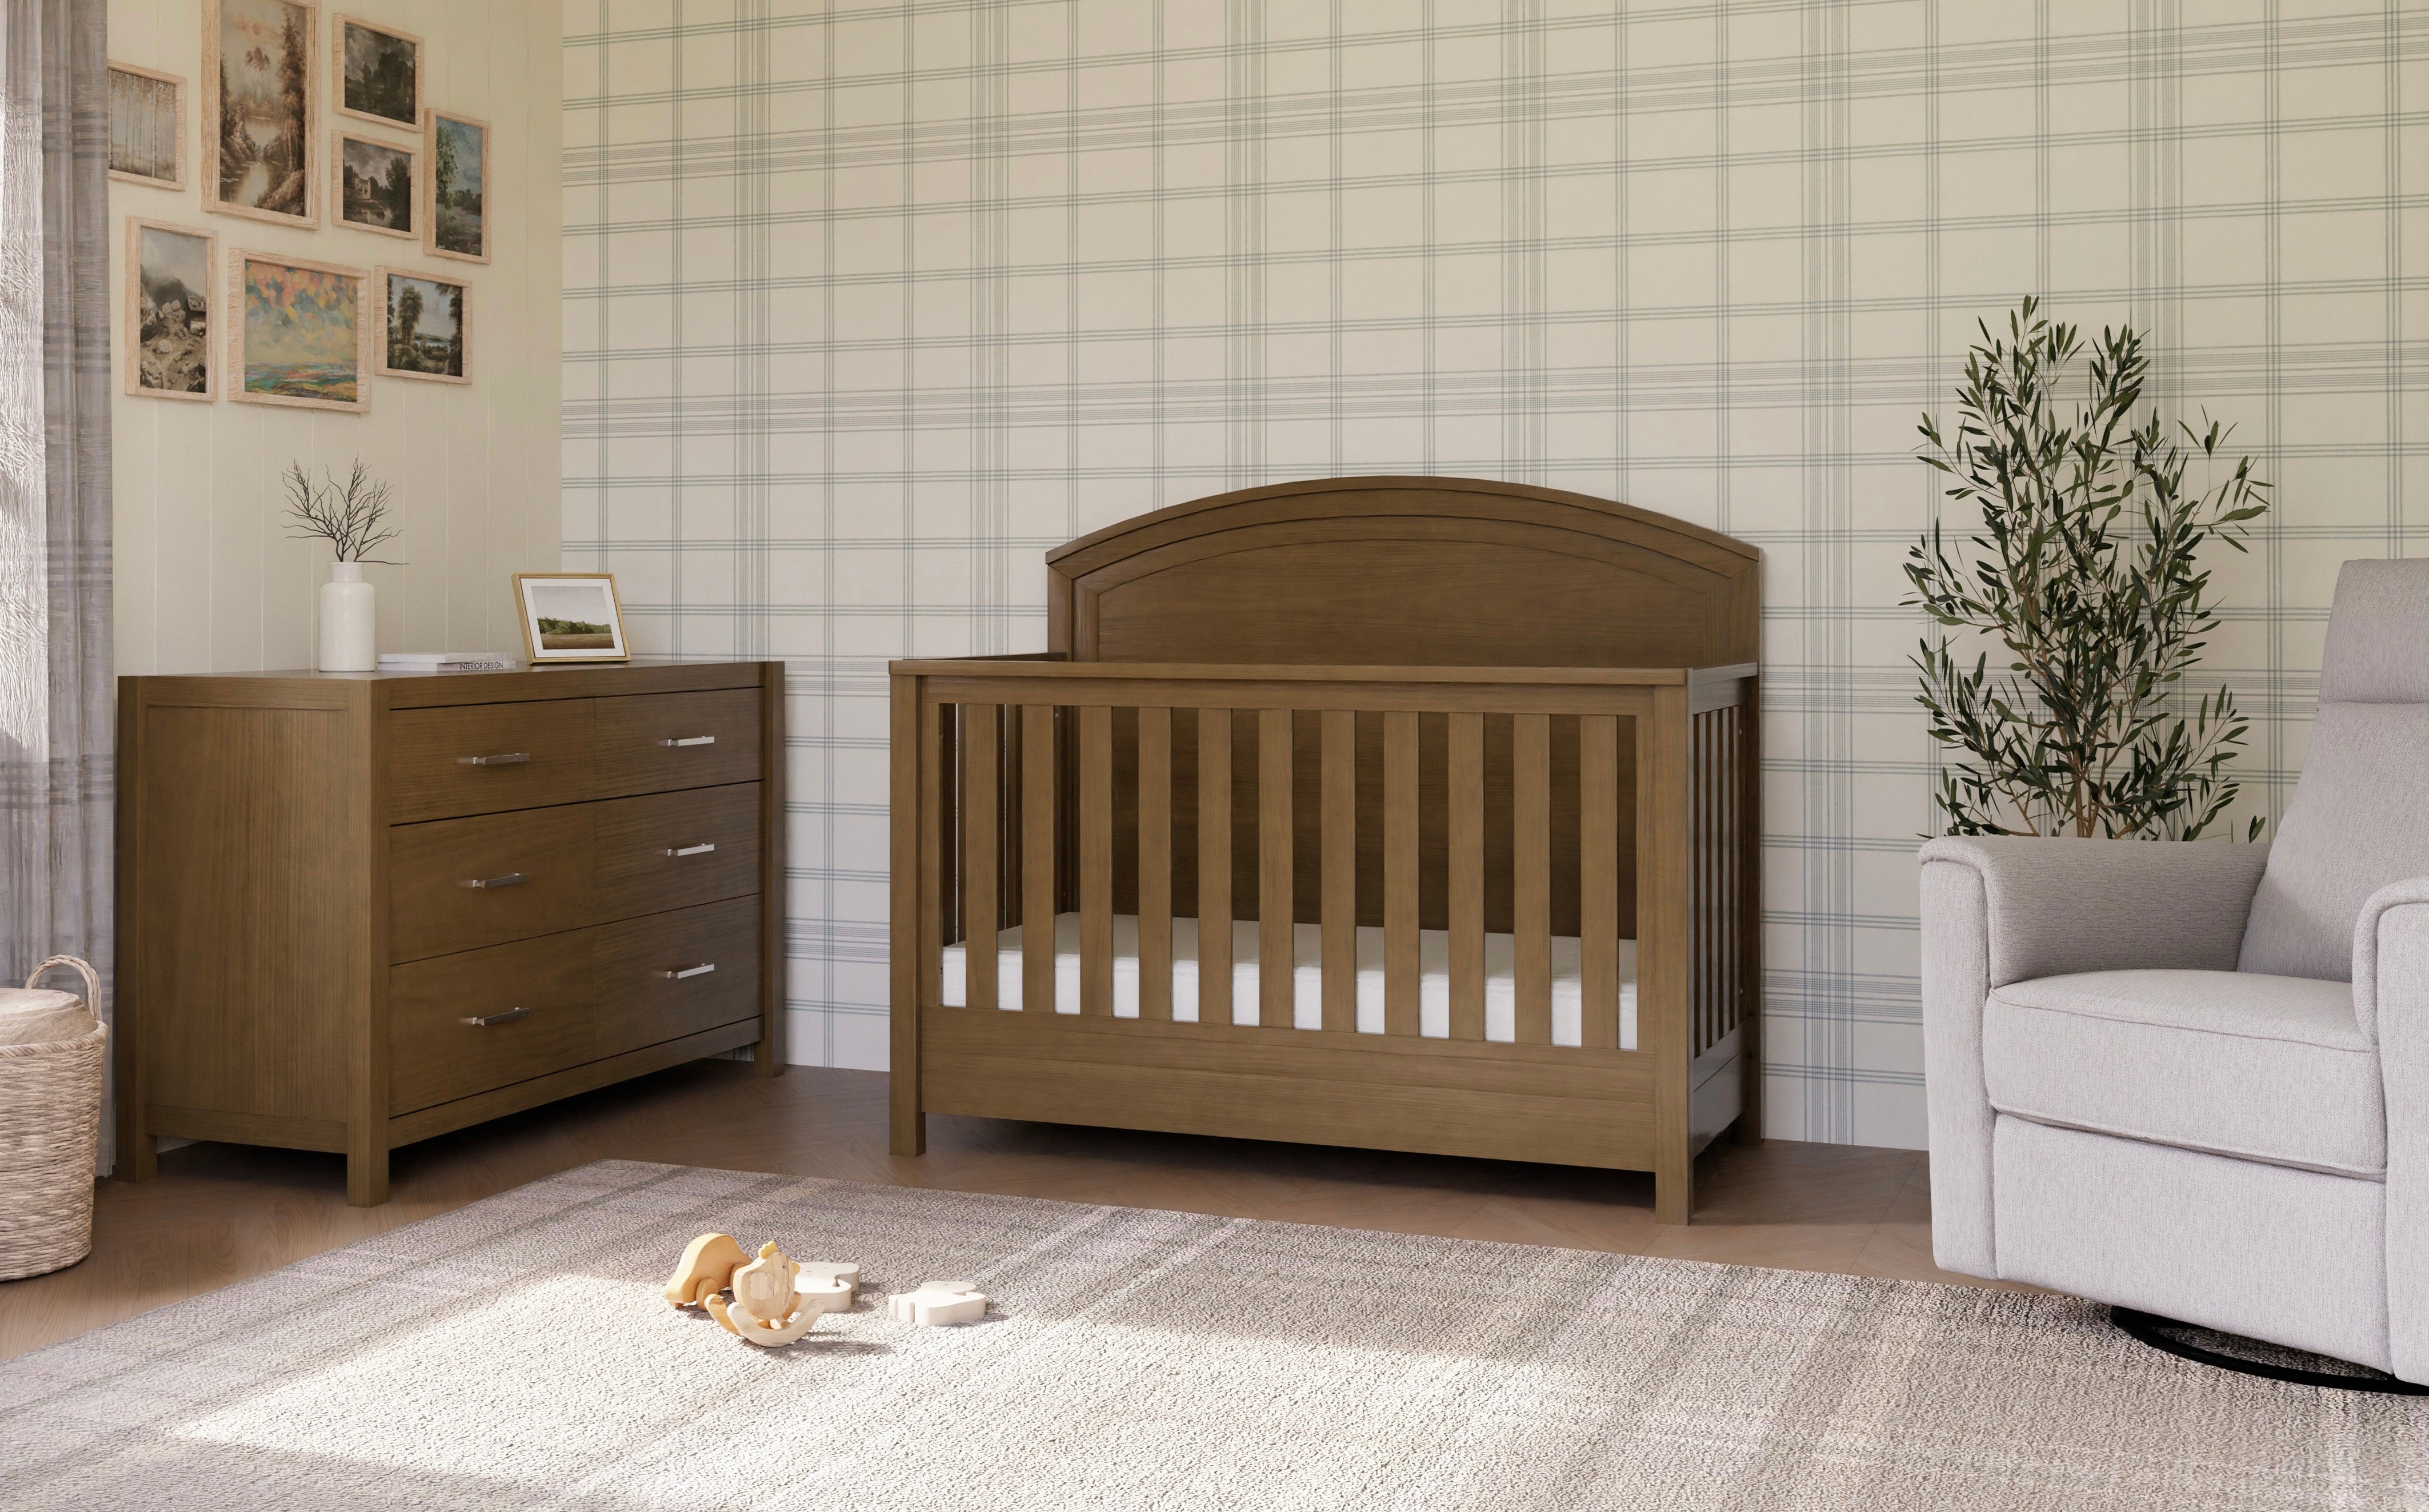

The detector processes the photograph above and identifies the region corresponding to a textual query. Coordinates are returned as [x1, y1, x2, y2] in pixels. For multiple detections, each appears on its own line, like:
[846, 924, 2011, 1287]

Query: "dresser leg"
[119, 1132, 157, 1182]
[347, 1145, 390, 1207]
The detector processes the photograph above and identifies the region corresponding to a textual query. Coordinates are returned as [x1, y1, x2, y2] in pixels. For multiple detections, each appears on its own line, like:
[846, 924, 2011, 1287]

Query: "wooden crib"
[887, 476, 1758, 1221]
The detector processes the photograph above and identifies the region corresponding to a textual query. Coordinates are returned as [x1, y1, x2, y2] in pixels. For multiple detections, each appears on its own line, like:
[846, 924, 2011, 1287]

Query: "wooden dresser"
[115, 660, 786, 1205]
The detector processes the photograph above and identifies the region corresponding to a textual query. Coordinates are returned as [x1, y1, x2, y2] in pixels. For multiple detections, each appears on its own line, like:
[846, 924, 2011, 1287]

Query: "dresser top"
[122, 659, 779, 709]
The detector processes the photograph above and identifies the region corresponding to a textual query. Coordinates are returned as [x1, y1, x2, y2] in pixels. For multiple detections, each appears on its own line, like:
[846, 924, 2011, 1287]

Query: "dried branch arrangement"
[1908, 298, 2270, 841]
[283, 460, 405, 564]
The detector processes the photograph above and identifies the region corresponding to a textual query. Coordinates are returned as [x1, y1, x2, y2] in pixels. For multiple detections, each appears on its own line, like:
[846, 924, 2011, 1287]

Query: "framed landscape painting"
[422, 109, 489, 263]
[229, 251, 371, 413]
[333, 15, 418, 129]
[203, 0, 319, 227]
[334, 130, 414, 238]
[107, 62, 185, 189]
[125, 219, 216, 401]
[513, 574, 630, 664]
[374, 268, 468, 383]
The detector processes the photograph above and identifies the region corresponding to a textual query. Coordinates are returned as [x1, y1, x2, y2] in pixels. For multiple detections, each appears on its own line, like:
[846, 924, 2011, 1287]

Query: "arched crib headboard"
[1046, 476, 1759, 668]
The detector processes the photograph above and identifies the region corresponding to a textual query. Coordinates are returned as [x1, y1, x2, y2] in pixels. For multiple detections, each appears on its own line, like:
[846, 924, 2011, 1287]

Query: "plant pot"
[318, 563, 376, 672]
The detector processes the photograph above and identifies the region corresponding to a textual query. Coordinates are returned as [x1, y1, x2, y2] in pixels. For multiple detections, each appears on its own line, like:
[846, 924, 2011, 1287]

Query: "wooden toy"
[665, 1233, 750, 1308]
[886, 1280, 987, 1326]
[704, 1241, 826, 1347]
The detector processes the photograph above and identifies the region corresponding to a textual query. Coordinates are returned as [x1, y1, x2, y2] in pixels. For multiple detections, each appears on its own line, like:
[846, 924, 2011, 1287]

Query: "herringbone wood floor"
[0, 1063, 2000, 1363]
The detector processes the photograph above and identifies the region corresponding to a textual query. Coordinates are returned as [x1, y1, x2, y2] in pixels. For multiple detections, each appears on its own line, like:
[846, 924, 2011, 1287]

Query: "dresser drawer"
[389, 932, 597, 1114]
[390, 805, 594, 961]
[593, 689, 761, 800]
[390, 785, 763, 962]
[387, 898, 764, 1115]
[387, 700, 594, 823]
[594, 784, 763, 923]
[590, 896, 763, 1058]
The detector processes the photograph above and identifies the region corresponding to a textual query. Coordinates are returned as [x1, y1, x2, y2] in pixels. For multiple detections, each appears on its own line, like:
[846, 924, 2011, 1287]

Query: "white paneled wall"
[109, 0, 562, 674]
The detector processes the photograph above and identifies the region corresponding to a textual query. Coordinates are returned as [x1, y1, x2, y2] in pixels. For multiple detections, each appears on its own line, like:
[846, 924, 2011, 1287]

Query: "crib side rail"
[890, 660, 1758, 1208]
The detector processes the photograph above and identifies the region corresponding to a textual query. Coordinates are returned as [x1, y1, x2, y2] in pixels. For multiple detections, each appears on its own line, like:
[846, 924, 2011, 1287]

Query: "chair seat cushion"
[1982, 969, 2384, 1177]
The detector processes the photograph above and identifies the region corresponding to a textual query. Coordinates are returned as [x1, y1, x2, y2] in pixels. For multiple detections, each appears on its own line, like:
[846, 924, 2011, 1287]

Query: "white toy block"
[887, 1280, 987, 1326]
[797, 1261, 860, 1305]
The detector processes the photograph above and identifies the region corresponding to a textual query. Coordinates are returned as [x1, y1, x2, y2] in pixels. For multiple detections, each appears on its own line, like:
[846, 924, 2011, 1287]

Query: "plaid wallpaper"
[563, 1, 2424, 1148]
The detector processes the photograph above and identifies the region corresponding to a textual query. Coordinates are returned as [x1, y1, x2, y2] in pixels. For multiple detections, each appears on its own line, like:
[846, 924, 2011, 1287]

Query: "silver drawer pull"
[659, 735, 717, 748]
[662, 962, 716, 980]
[463, 1006, 530, 1028]
[463, 872, 530, 890]
[457, 752, 531, 767]
[666, 843, 717, 857]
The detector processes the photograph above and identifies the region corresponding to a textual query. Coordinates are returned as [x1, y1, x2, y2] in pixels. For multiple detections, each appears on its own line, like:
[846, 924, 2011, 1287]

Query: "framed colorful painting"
[373, 268, 468, 383]
[228, 251, 372, 413]
[203, 0, 320, 227]
[422, 108, 489, 264]
[125, 219, 217, 401]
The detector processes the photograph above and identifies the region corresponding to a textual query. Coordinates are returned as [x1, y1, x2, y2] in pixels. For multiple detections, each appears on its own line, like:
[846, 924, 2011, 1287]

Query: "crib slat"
[1138, 707, 1173, 1020]
[1514, 713, 1551, 1044]
[1198, 709, 1233, 1026]
[1079, 705, 1114, 1016]
[1022, 704, 1057, 1014]
[1321, 710, 1356, 1033]
[918, 700, 943, 1017]
[1579, 713, 1619, 1049]
[1383, 711, 1420, 1037]
[1447, 712, 1485, 1040]
[1259, 708, 1294, 1030]
[962, 705, 999, 1010]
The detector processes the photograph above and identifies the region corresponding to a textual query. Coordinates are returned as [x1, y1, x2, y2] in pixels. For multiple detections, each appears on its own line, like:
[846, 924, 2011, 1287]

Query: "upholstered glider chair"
[1921, 559, 2429, 1382]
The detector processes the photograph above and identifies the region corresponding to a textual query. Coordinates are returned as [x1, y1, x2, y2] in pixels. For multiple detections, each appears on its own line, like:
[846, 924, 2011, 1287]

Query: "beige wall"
[109, 0, 561, 675]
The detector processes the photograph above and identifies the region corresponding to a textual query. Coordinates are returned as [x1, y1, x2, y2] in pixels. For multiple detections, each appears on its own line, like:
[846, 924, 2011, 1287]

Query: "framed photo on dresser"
[513, 573, 630, 663]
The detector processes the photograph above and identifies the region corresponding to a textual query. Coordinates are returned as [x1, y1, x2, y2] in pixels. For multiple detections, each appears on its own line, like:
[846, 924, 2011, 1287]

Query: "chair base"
[2111, 1308, 2427, 1395]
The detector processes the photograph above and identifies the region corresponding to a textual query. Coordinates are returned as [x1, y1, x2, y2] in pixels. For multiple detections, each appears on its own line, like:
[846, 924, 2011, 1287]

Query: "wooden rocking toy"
[664, 1233, 861, 1348]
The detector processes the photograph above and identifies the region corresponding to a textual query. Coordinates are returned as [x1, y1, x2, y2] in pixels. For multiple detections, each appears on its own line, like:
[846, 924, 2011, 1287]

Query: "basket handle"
[26, 954, 102, 1006]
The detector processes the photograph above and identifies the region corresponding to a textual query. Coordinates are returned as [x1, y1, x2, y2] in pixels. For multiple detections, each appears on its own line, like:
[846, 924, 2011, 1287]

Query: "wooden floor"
[0, 1062, 2006, 1363]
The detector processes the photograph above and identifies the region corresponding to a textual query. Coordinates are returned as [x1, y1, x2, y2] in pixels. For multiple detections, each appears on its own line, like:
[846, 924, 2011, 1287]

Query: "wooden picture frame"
[373, 268, 469, 383]
[125, 219, 217, 402]
[332, 129, 415, 238]
[513, 573, 631, 663]
[422, 108, 491, 264]
[107, 62, 186, 190]
[227, 250, 373, 414]
[331, 14, 419, 130]
[202, 0, 321, 228]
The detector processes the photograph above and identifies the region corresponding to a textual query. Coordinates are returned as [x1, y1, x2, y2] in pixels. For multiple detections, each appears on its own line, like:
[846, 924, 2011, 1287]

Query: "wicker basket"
[0, 956, 107, 1281]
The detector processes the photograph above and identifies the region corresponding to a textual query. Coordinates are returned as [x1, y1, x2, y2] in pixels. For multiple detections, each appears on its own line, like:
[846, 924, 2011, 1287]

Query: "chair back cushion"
[2241, 559, 2429, 980]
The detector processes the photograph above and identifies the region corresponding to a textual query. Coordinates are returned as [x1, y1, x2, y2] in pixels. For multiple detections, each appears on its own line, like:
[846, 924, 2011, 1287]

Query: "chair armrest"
[1918, 836, 2268, 1280]
[1919, 836, 2271, 988]
[2360, 878, 2429, 1381]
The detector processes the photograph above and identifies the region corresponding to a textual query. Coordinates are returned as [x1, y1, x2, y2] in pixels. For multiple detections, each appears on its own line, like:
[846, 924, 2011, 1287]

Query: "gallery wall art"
[423, 109, 488, 263]
[107, 62, 185, 190]
[203, 0, 319, 227]
[333, 15, 417, 130]
[334, 130, 414, 238]
[124, 219, 215, 401]
[229, 251, 371, 412]
[374, 269, 467, 383]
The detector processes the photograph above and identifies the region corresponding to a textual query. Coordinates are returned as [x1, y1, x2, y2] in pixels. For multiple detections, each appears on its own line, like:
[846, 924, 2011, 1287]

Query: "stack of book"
[377, 652, 518, 673]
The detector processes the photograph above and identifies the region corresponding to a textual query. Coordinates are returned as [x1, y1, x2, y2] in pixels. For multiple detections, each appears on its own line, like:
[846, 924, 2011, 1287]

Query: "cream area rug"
[3, 1161, 2424, 1511]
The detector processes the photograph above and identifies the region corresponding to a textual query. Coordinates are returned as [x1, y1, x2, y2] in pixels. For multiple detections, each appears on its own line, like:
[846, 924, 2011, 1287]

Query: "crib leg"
[1654, 1166, 1692, 1225]
[891, 1102, 926, 1157]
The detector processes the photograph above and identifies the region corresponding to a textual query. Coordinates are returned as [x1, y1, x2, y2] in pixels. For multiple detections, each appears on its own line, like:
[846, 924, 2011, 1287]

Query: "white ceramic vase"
[318, 562, 377, 672]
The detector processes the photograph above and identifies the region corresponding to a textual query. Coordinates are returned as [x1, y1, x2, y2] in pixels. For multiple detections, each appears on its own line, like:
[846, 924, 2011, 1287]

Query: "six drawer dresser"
[115, 660, 786, 1205]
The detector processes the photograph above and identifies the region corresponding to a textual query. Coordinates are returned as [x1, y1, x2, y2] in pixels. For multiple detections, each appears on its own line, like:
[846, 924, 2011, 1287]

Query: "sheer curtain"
[1, 0, 114, 1170]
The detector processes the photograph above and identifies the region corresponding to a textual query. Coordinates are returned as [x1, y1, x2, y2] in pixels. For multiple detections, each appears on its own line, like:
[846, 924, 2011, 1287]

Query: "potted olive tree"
[1909, 299, 2270, 840]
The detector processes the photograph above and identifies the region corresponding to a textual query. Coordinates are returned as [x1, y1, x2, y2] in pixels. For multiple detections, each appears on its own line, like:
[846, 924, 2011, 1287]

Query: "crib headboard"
[1046, 476, 1758, 668]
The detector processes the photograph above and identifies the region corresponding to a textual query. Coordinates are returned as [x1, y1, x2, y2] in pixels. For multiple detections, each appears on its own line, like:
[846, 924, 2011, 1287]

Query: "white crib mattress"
[941, 914, 1636, 1050]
